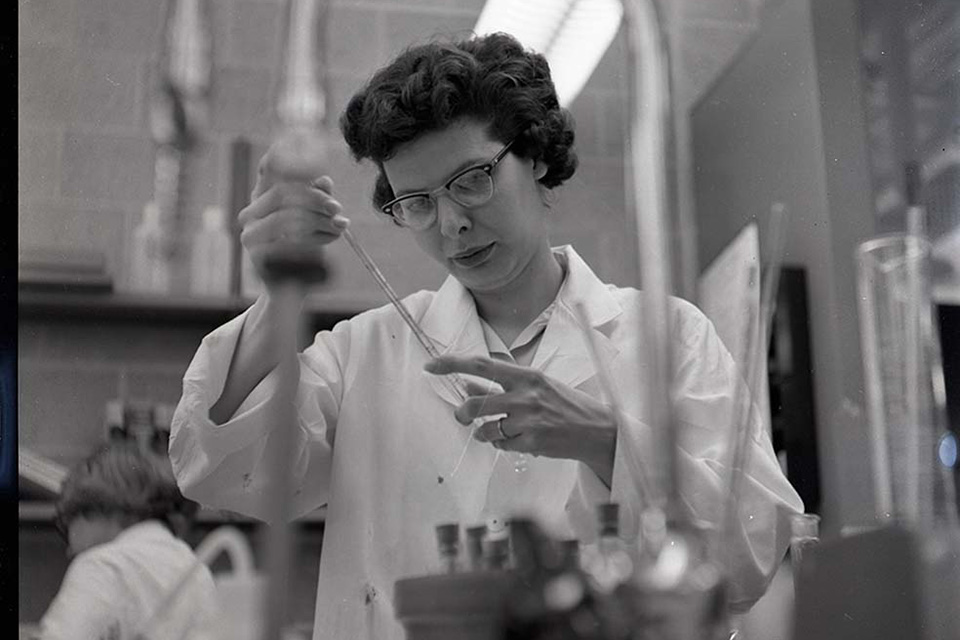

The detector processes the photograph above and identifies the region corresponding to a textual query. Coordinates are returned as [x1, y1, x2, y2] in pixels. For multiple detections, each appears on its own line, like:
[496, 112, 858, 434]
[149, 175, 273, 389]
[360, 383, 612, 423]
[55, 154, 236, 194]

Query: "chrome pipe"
[621, 0, 681, 523]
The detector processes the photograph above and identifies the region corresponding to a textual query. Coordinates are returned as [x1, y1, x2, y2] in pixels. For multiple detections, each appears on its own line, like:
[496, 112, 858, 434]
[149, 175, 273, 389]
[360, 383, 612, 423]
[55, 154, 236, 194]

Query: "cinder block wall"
[18, 0, 632, 466]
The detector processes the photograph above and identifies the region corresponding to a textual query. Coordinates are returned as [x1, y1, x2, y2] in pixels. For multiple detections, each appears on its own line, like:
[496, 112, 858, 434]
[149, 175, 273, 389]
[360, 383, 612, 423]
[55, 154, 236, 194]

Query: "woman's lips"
[451, 243, 495, 268]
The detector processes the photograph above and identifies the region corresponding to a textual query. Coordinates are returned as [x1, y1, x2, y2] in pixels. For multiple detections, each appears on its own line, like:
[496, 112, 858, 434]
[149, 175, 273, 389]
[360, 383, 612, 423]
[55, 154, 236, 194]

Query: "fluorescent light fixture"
[474, 0, 623, 106]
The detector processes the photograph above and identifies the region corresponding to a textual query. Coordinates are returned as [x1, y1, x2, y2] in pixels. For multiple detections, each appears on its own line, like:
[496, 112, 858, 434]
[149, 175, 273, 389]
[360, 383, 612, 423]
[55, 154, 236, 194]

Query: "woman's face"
[382, 120, 552, 294]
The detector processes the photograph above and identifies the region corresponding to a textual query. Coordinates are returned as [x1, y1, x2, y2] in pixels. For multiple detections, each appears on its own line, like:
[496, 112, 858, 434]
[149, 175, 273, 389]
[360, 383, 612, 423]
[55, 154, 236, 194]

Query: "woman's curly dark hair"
[56, 442, 198, 536]
[339, 32, 578, 213]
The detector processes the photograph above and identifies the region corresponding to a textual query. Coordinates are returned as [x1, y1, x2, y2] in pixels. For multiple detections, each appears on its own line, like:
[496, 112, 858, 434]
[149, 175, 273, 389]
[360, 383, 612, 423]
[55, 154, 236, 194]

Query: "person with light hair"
[39, 443, 218, 640]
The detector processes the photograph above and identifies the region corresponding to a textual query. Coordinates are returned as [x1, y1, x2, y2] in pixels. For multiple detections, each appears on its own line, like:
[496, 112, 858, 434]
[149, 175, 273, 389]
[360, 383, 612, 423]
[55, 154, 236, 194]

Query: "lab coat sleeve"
[577, 305, 803, 612]
[169, 303, 348, 523]
[39, 552, 129, 640]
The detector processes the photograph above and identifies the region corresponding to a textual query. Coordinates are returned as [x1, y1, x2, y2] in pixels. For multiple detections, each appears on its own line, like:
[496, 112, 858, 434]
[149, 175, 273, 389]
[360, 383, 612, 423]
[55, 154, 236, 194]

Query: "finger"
[240, 209, 345, 250]
[492, 433, 535, 454]
[456, 393, 511, 425]
[425, 355, 532, 387]
[462, 379, 501, 397]
[473, 418, 514, 443]
[311, 175, 335, 194]
[239, 183, 345, 226]
[251, 154, 273, 200]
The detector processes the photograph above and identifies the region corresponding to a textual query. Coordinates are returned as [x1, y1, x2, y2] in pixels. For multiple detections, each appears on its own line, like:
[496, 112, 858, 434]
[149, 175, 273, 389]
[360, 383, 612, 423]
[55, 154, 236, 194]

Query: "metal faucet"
[621, 1, 731, 637]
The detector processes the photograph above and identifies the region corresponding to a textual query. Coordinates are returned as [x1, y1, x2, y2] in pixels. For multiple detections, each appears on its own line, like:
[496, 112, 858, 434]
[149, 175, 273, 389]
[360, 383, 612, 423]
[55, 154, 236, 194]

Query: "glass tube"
[856, 233, 958, 528]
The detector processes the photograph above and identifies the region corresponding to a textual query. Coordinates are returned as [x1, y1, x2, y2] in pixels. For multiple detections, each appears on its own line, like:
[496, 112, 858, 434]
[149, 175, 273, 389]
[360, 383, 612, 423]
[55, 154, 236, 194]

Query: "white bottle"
[190, 206, 234, 297]
[128, 201, 170, 294]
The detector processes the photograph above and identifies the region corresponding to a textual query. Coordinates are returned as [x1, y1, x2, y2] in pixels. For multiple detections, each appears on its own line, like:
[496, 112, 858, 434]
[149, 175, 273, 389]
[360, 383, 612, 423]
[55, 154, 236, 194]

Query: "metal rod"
[261, 279, 304, 640]
[622, 0, 680, 521]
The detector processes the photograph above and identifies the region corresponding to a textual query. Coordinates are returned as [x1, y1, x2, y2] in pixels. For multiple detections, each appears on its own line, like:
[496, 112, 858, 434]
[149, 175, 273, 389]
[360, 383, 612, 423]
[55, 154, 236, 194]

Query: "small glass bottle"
[104, 400, 126, 443]
[483, 537, 511, 571]
[126, 401, 157, 454]
[465, 525, 487, 572]
[583, 503, 635, 593]
[435, 523, 461, 574]
[128, 201, 170, 294]
[190, 206, 234, 297]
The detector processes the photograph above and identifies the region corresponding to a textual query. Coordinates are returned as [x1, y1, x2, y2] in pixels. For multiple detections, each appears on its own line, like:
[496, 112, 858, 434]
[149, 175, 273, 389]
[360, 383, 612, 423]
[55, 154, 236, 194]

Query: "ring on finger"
[496, 419, 509, 441]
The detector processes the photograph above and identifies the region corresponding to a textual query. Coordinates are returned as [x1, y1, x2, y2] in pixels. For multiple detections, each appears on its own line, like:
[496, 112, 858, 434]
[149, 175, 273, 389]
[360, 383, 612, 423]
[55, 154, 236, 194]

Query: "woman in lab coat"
[170, 32, 803, 640]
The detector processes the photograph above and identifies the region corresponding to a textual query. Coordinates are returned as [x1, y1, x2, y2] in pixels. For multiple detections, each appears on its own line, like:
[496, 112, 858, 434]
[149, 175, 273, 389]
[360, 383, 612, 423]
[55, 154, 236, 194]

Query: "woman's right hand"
[238, 145, 350, 286]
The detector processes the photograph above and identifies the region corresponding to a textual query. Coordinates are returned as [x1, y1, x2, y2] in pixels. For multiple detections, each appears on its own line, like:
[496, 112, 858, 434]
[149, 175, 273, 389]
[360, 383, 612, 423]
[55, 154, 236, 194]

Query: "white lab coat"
[170, 245, 803, 640]
[39, 520, 218, 640]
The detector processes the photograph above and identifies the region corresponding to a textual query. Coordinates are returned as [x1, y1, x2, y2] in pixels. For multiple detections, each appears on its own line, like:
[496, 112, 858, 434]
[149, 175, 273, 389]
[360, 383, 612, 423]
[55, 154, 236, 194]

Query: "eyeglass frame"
[379, 137, 518, 230]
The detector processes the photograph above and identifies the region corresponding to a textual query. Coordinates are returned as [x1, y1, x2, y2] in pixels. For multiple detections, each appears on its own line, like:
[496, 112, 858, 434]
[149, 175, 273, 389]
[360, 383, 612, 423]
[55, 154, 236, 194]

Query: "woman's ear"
[532, 159, 549, 181]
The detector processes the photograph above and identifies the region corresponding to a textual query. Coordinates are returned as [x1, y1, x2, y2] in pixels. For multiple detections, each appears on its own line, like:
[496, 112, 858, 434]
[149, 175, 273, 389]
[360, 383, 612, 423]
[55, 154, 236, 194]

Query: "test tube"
[435, 523, 461, 574]
[483, 537, 510, 571]
[465, 525, 487, 572]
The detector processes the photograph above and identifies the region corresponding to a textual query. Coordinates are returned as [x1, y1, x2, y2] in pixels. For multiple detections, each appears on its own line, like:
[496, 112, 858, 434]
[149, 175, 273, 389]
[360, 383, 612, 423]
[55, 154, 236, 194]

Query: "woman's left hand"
[425, 355, 617, 484]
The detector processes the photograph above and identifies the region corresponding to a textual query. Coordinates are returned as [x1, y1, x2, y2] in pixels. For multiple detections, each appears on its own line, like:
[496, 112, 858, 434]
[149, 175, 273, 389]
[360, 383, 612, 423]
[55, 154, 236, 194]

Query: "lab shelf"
[18, 287, 380, 329]
[18, 500, 326, 525]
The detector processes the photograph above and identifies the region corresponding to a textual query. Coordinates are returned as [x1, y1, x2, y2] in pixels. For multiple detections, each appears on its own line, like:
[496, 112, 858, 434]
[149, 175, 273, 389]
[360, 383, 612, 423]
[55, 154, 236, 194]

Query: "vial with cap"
[435, 523, 461, 574]
[465, 525, 487, 572]
[583, 502, 634, 593]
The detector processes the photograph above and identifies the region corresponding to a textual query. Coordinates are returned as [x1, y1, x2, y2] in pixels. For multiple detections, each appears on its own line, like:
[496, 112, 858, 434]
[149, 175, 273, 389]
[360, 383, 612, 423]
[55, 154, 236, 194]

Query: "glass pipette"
[341, 227, 528, 476]
[717, 203, 788, 570]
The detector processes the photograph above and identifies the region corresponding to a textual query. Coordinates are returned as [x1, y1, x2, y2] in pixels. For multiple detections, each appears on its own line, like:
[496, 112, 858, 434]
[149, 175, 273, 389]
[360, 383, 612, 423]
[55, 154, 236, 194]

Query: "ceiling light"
[474, 0, 623, 106]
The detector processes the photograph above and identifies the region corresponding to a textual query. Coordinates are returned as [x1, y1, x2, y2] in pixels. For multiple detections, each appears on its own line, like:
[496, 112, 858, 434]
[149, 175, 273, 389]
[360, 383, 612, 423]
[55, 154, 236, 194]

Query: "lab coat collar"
[420, 245, 623, 404]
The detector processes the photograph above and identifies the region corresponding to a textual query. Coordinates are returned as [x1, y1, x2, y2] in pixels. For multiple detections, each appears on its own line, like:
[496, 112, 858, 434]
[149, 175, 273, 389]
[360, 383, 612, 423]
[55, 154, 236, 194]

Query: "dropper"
[341, 227, 469, 400]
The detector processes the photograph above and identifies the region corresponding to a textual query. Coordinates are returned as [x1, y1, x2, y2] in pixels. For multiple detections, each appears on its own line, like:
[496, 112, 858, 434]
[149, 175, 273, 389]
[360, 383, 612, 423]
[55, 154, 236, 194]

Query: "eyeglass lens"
[394, 167, 494, 226]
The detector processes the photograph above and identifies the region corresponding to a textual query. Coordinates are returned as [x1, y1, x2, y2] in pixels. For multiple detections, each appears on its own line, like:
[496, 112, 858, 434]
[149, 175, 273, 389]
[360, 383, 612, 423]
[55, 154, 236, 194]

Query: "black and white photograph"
[14, 0, 960, 638]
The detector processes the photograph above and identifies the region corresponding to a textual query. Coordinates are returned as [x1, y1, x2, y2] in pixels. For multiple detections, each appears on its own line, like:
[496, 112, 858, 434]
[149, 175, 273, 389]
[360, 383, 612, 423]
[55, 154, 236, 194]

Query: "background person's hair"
[56, 442, 198, 537]
[340, 32, 578, 214]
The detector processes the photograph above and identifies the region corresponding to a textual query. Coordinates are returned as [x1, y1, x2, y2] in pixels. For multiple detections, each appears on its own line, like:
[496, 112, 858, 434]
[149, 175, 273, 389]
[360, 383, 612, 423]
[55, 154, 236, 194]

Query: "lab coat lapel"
[481, 247, 625, 523]
[534, 246, 623, 392]
[417, 275, 489, 408]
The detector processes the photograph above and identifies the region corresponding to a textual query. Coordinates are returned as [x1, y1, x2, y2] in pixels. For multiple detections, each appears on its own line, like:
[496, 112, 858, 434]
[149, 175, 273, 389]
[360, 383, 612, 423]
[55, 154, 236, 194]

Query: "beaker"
[856, 233, 957, 528]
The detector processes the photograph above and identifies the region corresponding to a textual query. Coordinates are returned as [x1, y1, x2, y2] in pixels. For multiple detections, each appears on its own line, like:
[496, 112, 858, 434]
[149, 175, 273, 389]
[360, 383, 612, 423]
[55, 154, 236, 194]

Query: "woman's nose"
[437, 196, 472, 238]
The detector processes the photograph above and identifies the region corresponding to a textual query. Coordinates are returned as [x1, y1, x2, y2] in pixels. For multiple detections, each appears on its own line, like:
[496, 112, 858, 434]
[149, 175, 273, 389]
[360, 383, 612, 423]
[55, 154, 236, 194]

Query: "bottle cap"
[466, 524, 487, 542]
